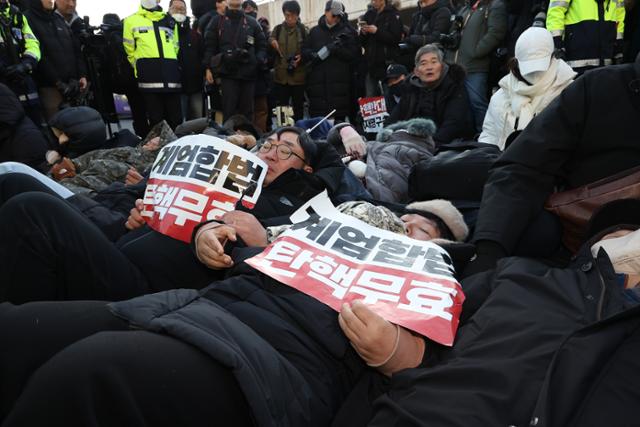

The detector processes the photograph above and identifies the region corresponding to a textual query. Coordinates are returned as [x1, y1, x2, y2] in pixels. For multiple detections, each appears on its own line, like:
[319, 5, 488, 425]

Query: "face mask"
[591, 229, 640, 275]
[141, 0, 158, 10]
[171, 13, 186, 22]
[523, 70, 545, 84]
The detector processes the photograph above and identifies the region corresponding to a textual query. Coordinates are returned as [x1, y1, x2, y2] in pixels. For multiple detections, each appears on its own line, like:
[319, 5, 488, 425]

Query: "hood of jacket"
[49, 106, 106, 156]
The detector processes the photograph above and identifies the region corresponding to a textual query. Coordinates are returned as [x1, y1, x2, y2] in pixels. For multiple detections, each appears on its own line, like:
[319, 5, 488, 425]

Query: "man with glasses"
[0, 127, 349, 303]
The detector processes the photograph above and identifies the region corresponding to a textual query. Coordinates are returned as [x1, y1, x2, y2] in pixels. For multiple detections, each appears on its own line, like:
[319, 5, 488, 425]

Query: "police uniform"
[0, 2, 42, 125]
[547, 0, 625, 72]
[123, 6, 182, 130]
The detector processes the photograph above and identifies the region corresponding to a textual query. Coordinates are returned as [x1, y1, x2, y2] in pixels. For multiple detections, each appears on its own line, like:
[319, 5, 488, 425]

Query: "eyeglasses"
[259, 140, 306, 162]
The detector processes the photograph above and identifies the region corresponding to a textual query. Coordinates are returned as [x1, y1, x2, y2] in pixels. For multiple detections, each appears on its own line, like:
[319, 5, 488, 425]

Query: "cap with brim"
[386, 64, 408, 80]
[518, 55, 552, 76]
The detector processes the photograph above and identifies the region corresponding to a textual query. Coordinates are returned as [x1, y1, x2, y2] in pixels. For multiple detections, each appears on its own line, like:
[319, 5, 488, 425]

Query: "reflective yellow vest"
[0, 6, 40, 63]
[123, 7, 181, 92]
[546, 0, 624, 69]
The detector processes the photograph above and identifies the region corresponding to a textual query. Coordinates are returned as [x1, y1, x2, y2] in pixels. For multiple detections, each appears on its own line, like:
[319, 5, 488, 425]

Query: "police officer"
[123, 0, 182, 129]
[547, 0, 625, 72]
[0, 0, 42, 126]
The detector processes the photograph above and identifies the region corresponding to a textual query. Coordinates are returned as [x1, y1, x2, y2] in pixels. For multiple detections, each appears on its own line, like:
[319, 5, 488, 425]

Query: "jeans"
[464, 72, 489, 133]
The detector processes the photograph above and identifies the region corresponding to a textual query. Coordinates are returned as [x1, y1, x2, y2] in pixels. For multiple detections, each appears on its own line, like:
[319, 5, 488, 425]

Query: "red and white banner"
[142, 135, 267, 243]
[359, 96, 388, 133]
[247, 192, 464, 346]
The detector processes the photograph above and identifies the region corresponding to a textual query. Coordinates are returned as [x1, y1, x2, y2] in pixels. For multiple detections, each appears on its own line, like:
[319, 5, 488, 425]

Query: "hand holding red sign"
[142, 135, 267, 243]
[125, 199, 146, 231]
[247, 192, 464, 347]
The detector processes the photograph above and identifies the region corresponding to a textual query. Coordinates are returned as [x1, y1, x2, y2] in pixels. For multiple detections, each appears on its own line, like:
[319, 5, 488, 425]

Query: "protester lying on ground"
[120, 126, 368, 293]
[47, 106, 108, 158]
[478, 27, 576, 150]
[195, 198, 469, 270]
[330, 118, 437, 204]
[0, 200, 466, 427]
[0, 127, 362, 303]
[0, 84, 50, 172]
[358, 199, 640, 427]
[45, 121, 177, 195]
[385, 44, 475, 145]
[465, 52, 640, 277]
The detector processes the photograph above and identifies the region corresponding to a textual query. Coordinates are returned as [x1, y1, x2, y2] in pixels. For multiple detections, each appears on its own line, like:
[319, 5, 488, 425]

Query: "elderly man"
[386, 44, 475, 145]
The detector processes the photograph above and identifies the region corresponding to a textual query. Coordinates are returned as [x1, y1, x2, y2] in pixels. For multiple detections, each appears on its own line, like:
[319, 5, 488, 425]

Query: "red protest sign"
[142, 135, 267, 243]
[358, 96, 388, 133]
[247, 192, 464, 346]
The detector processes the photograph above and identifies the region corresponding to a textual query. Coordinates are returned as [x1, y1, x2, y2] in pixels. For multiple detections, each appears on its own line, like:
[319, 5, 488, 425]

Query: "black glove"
[407, 34, 426, 47]
[4, 61, 31, 84]
[461, 240, 507, 279]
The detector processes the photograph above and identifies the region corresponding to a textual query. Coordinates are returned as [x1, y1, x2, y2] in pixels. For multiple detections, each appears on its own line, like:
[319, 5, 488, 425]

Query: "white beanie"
[406, 199, 469, 242]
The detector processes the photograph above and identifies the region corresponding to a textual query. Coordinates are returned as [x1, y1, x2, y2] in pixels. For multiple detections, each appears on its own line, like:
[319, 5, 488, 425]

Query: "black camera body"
[440, 15, 464, 50]
[224, 47, 250, 64]
[286, 54, 296, 74]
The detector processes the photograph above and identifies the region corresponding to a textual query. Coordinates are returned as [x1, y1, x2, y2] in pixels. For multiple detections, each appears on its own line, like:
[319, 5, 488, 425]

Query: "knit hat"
[337, 201, 406, 235]
[325, 0, 345, 16]
[515, 27, 554, 76]
[405, 199, 469, 242]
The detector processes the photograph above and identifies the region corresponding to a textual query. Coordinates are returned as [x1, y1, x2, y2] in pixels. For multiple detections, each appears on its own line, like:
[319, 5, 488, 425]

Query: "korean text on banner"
[359, 96, 388, 133]
[142, 135, 267, 243]
[246, 192, 464, 346]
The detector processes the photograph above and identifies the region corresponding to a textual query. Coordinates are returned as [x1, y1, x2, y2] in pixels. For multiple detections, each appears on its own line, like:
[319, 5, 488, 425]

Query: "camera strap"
[218, 15, 248, 49]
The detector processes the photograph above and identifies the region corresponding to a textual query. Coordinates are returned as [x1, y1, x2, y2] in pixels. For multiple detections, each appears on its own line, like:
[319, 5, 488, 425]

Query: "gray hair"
[415, 44, 444, 66]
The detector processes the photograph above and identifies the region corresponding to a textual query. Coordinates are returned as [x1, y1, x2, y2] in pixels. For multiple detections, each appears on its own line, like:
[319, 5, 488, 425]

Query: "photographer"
[25, 0, 88, 121]
[123, 0, 182, 130]
[359, 0, 402, 97]
[444, 0, 507, 133]
[302, 1, 360, 122]
[269, 0, 307, 122]
[202, 0, 266, 122]
[406, 0, 453, 51]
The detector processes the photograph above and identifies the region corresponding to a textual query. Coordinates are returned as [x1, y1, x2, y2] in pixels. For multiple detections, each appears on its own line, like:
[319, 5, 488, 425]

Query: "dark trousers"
[0, 173, 220, 300]
[0, 301, 253, 426]
[0, 191, 150, 303]
[274, 83, 305, 122]
[142, 92, 183, 130]
[220, 78, 255, 122]
[116, 226, 224, 293]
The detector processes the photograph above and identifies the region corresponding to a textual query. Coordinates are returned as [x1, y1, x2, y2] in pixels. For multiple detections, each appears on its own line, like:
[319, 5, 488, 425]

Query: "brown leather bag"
[544, 165, 640, 253]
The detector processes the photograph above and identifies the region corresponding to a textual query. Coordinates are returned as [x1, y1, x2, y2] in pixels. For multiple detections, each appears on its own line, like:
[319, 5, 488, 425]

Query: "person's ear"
[303, 165, 313, 174]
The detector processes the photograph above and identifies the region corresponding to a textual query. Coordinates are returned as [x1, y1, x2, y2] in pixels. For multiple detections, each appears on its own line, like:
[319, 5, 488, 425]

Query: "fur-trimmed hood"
[406, 199, 469, 242]
[377, 118, 437, 145]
